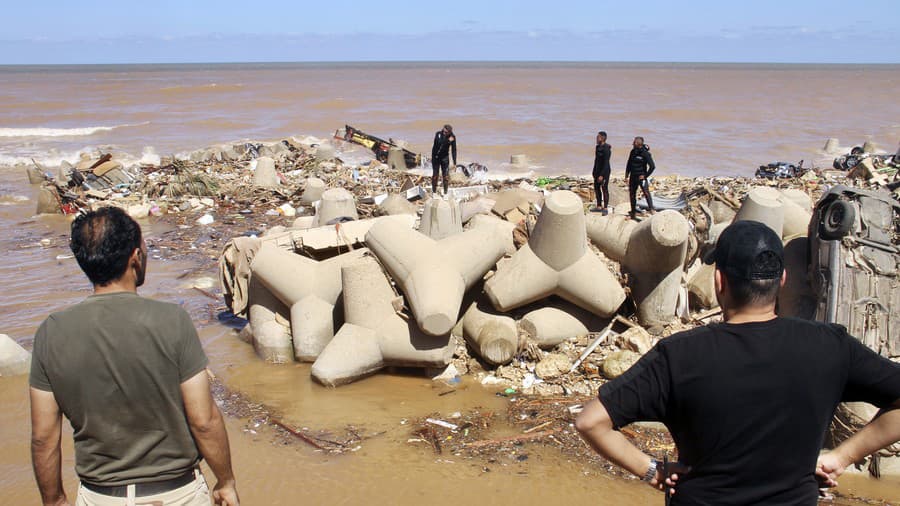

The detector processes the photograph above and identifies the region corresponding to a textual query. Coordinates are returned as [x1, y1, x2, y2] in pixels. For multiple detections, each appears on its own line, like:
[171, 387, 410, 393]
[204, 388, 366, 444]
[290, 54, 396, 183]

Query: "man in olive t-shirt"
[30, 207, 239, 506]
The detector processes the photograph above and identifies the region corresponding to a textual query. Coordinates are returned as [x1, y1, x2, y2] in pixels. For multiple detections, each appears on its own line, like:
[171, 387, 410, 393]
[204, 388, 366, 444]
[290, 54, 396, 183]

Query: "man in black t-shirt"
[576, 220, 900, 505]
[592, 131, 611, 214]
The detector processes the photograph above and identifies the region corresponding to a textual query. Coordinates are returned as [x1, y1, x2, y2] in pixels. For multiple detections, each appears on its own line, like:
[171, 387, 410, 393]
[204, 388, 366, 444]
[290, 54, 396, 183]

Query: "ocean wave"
[0, 123, 147, 138]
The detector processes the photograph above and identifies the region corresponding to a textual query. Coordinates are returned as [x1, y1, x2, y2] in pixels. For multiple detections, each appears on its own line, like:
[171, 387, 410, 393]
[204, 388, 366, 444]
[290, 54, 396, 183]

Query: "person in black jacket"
[431, 124, 457, 195]
[624, 136, 655, 219]
[592, 131, 611, 213]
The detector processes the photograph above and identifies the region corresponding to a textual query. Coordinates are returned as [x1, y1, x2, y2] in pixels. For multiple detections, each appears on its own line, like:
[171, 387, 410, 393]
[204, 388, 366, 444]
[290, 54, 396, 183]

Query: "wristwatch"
[642, 458, 660, 483]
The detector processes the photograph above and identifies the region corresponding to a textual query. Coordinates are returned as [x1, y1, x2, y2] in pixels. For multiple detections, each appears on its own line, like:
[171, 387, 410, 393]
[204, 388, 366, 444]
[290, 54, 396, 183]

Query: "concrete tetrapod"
[253, 156, 279, 187]
[520, 307, 590, 349]
[365, 215, 514, 336]
[300, 177, 326, 205]
[461, 302, 518, 365]
[312, 188, 359, 227]
[250, 244, 368, 361]
[622, 210, 690, 328]
[485, 190, 626, 316]
[311, 257, 454, 387]
[419, 197, 463, 240]
[247, 276, 293, 363]
[588, 210, 691, 326]
[734, 187, 784, 238]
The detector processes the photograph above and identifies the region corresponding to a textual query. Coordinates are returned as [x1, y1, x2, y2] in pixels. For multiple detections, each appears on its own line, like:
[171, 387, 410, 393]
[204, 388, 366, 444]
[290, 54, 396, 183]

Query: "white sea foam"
[0, 122, 147, 138]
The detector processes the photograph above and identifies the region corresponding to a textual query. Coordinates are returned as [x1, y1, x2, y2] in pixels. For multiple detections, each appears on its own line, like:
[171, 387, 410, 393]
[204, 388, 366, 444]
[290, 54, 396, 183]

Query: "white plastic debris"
[196, 213, 215, 225]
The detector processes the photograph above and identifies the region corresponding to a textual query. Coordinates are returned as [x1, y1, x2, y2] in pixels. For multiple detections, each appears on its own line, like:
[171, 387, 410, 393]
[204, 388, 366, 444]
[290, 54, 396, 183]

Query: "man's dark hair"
[635, 136, 644, 143]
[724, 251, 782, 307]
[598, 131, 607, 138]
[70, 206, 142, 286]
[443, 124, 453, 133]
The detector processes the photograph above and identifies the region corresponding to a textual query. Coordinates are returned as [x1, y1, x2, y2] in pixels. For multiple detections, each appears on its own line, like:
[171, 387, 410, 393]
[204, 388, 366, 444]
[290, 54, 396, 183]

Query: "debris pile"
[15, 133, 899, 398]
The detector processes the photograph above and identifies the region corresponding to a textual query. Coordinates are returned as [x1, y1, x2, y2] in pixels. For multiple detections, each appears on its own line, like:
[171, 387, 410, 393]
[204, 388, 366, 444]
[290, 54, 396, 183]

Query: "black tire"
[820, 199, 855, 240]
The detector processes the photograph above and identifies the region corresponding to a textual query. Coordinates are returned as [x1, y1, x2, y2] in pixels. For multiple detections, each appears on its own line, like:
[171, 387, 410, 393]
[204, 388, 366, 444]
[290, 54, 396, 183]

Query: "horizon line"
[2, 59, 900, 67]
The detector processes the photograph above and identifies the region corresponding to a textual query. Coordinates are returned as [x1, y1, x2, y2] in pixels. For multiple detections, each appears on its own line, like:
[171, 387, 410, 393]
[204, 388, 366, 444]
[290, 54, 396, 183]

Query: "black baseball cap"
[714, 221, 784, 280]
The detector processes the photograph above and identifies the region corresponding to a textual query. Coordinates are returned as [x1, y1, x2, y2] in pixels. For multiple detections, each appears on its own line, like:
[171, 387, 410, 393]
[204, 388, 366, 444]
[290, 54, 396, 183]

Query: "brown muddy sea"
[0, 63, 898, 505]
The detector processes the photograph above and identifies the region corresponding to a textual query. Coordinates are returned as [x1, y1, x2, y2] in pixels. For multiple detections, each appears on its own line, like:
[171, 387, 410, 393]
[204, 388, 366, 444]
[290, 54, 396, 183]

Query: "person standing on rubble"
[592, 131, 611, 214]
[30, 206, 239, 506]
[575, 220, 900, 505]
[431, 124, 457, 195]
[624, 136, 656, 219]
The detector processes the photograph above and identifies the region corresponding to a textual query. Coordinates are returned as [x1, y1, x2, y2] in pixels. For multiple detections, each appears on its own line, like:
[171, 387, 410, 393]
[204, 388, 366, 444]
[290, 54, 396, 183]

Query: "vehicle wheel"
[820, 200, 855, 240]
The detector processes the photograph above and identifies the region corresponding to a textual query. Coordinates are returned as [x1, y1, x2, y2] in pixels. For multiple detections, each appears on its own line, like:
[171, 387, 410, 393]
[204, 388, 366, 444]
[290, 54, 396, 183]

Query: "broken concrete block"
[462, 302, 518, 366]
[734, 187, 784, 238]
[419, 197, 463, 240]
[300, 177, 326, 205]
[823, 138, 840, 154]
[311, 257, 454, 387]
[862, 140, 877, 154]
[601, 350, 641, 379]
[615, 326, 655, 355]
[365, 213, 514, 336]
[253, 156, 279, 188]
[378, 193, 417, 216]
[622, 210, 690, 328]
[535, 353, 571, 379]
[312, 188, 358, 227]
[485, 190, 626, 317]
[0, 334, 30, 376]
[520, 307, 589, 349]
[250, 244, 368, 361]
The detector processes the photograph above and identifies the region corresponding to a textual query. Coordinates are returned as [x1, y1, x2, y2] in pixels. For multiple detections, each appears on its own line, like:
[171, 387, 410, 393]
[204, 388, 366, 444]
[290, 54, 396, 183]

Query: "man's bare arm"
[575, 398, 682, 490]
[30, 387, 68, 506]
[818, 400, 900, 486]
[181, 370, 239, 506]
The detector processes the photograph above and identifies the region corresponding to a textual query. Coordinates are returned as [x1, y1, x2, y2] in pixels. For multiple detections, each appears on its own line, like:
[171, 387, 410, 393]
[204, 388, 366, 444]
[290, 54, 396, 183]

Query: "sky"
[2, 0, 898, 64]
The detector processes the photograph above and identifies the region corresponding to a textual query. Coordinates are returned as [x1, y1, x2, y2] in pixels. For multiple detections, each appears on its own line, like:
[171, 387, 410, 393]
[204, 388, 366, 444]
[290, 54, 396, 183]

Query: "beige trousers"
[75, 470, 210, 506]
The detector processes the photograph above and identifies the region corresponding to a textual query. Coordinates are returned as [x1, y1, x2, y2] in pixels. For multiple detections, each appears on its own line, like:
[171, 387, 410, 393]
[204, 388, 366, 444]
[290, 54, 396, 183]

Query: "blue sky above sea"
[4, 0, 899, 64]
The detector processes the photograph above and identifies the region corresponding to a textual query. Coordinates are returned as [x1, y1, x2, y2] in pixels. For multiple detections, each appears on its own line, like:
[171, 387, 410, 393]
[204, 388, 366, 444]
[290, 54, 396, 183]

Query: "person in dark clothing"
[575, 220, 900, 506]
[431, 124, 457, 195]
[624, 136, 655, 219]
[592, 131, 611, 213]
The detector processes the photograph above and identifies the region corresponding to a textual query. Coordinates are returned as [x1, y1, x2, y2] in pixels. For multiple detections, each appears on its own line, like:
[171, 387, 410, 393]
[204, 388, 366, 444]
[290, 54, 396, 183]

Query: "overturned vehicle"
[808, 185, 900, 476]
